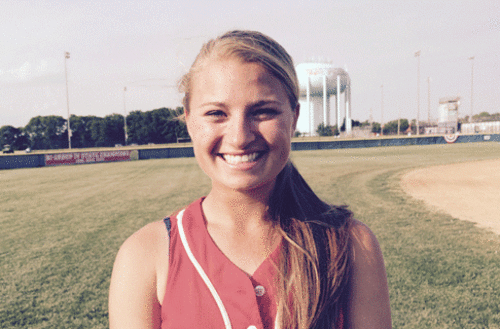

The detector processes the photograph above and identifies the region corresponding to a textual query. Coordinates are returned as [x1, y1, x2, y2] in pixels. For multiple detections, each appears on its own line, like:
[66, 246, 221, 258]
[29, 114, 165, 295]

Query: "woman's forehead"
[190, 59, 287, 100]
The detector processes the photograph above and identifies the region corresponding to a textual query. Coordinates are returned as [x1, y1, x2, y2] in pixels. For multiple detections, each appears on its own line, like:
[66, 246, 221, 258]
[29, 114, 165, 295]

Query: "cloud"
[11, 61, 32, 80]
[0, 58, 63, 86]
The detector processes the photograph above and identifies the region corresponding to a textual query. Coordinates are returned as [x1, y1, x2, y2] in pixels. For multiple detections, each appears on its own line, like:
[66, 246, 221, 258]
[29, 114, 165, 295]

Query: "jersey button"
[254, 285, 266, 297]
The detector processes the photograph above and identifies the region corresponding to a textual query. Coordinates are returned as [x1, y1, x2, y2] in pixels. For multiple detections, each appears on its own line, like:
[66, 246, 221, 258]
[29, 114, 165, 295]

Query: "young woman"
[109, 30, 391, 329]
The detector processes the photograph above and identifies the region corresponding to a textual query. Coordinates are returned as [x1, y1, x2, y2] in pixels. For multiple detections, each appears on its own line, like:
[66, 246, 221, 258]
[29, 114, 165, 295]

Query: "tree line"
[460, 111, 500, 123]
[0, 107, 189, 151]
[313, 118, 423, 136]
[315, 118, 427, 136]
[4, 110, 499, 150]
[313, 111, 500, 137]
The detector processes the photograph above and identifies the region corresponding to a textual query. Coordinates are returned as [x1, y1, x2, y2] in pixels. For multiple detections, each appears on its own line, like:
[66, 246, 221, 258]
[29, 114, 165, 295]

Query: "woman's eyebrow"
[198, 100, 284, 109]
[198, 101, 227, 109]
[247, 100, 284, 109]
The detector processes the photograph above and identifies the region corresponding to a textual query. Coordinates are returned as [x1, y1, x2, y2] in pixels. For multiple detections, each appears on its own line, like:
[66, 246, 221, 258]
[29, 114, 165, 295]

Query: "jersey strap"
[163, 216, 171, 238]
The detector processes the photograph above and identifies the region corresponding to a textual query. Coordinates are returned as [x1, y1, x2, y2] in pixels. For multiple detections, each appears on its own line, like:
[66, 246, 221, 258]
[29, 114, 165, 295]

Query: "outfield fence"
[1, 133, 499, 170]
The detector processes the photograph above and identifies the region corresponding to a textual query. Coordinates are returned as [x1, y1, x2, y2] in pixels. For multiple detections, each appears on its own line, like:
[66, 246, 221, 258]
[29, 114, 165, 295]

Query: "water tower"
[296, 62, 351, 136]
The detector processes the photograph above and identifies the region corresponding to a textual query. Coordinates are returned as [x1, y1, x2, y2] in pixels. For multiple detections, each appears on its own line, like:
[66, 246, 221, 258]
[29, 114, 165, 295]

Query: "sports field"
[1, 142, 500, 328]
[402, 159, 500, 235]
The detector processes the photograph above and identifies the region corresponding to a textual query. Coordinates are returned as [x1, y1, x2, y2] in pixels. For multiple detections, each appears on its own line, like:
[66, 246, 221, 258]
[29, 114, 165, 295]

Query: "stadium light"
[469, 56, 474, 123]
[415, 50, 421, 136]
[123, 87, 128, 145]
[398, 108, 401, 136]
[380, 84, 384, 136]
[65, 51, 71, 149]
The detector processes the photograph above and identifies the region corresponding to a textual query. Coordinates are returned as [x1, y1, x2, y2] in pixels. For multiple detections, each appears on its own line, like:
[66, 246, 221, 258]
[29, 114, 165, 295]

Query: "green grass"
[1, 142, 500, 328]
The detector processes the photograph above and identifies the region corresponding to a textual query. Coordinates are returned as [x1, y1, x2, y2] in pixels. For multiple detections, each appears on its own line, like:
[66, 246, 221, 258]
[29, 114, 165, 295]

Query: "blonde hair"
[271, 162, 351, 328]
[179, 30, 299, 112]
[180, 30, 351, 328]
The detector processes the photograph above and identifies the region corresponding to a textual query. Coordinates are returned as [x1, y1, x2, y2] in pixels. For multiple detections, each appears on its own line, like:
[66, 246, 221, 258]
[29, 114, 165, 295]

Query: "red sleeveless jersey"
[160, 198, 345, 328]
[161, 198, 279, 329]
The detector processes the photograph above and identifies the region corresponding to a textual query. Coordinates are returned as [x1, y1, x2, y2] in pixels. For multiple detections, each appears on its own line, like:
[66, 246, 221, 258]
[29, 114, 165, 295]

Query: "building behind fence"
[461, 121, 500, 134]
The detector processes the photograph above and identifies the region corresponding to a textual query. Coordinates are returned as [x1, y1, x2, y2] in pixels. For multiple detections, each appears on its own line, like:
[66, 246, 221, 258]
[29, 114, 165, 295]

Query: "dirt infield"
[401, 159, 500, 235]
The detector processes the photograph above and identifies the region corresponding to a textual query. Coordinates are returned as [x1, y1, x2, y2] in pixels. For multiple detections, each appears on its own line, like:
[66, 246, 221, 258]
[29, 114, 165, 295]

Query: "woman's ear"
[183, 107, 190, 120]
[292, 103, 300, 136]
[182, 110, 193, 139]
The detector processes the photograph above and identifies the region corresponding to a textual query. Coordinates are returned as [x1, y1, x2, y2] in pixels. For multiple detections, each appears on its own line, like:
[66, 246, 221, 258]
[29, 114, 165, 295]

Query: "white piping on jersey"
[177, 208, 281, 329]
[177, 209, 233, 329]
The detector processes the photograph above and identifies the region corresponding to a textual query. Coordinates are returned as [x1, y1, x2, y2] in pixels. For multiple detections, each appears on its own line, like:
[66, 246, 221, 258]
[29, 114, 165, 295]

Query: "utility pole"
[369, 107, 373, 134]
[64, 51, 71, 149]
[123, 87, 128, 145]
[397, 108, 401, 136]
[427, 77, 431, 124]
[380, 84, 384, 136]
[415, 50, 421, 136]
[469, 56, 475, 123]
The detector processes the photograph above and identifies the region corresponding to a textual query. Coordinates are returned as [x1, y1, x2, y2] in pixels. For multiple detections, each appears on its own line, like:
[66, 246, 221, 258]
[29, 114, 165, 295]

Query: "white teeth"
[223, 152, 259, 165]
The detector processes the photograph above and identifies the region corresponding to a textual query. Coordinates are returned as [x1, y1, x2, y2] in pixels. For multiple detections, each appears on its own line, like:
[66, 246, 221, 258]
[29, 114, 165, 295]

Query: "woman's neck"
[202, 183, 274, 230]
[201, 185, 280, 275]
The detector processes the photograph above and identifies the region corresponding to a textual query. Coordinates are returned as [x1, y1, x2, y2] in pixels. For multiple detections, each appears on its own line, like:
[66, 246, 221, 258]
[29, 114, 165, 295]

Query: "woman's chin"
[211, 176, 276, 195]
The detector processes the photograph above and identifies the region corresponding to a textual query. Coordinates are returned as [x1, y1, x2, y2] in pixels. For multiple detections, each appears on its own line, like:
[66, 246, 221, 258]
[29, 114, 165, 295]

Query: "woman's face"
[185, 58, 299, 194]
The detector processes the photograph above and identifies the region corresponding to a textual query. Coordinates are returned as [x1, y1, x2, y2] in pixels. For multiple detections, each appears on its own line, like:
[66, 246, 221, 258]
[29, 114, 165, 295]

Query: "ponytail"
[270, 162, 352, 328]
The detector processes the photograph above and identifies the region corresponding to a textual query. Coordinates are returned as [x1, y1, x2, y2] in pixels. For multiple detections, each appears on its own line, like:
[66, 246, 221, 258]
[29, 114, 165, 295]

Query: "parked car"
[2, 144, 14, 154]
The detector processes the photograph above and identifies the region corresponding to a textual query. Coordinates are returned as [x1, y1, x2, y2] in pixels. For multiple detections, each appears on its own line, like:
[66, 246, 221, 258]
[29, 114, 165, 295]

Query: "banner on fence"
[45, 150, 137, 166]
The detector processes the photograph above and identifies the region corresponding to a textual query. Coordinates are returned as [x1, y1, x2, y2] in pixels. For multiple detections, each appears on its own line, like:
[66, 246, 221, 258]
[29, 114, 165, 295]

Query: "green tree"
[24, 116, 68, 150]
[88, 114, 125, 147]
[90, 117, 106, 147]
[70, 115, 100, 148]
[126, 110, 146, 145]
[340, 118, 361, 132]
[470, 111, 500, 122]
[0, 125, 29, 150]
[149, 108, 174, 144]
[104, 114, 126, 146]
[126, 107, 189, 145]
[360, 120, 371, 128]
[410, 119, 417, 134]
[316, 122, 335, 136]
[383, 119, 409, 135]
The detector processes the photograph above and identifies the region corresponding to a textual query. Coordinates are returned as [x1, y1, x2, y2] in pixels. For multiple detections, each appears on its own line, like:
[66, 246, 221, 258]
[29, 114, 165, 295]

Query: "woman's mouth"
[220, 152, 263, 165]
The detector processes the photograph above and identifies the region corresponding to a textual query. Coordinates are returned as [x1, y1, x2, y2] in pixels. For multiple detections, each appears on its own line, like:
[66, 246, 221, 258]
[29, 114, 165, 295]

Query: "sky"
[1, 0, 499, 129]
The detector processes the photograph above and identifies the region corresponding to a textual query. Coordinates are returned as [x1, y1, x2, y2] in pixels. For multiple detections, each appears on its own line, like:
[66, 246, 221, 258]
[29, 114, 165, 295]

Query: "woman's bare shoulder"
[112, 220, 170, 293]
[349, 219, 382, 255]
[119, 221, 169, 257]
[348, 218, 387, 280]
[347, 219, 392, 328]
[109, 220, 169, 329]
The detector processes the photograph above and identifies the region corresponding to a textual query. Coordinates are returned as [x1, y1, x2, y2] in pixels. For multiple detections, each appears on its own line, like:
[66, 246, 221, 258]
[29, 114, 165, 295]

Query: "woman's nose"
[226, 115, 256, 147]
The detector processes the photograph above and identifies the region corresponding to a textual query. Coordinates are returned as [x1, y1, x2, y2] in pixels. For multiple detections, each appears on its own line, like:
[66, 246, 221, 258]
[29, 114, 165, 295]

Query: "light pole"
[380, 84, 384, 136]
[469, 56, 474, 123]
[123, 87, 128, 145]
[64, 51, 71, 149]
[427, 76, 431, 124]
[397, 107, 401, 136]
[415, 50, 421, 135]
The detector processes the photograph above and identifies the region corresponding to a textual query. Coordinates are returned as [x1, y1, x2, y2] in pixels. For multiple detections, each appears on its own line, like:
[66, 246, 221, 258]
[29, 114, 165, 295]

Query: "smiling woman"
[185, 59, 298, 193]
[109, 30, 391, 329]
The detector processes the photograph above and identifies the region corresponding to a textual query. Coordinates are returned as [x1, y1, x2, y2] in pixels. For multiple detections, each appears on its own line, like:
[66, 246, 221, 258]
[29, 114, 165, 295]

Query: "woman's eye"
[252, 108, 279, 120]
[205, 110, 226, 119]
